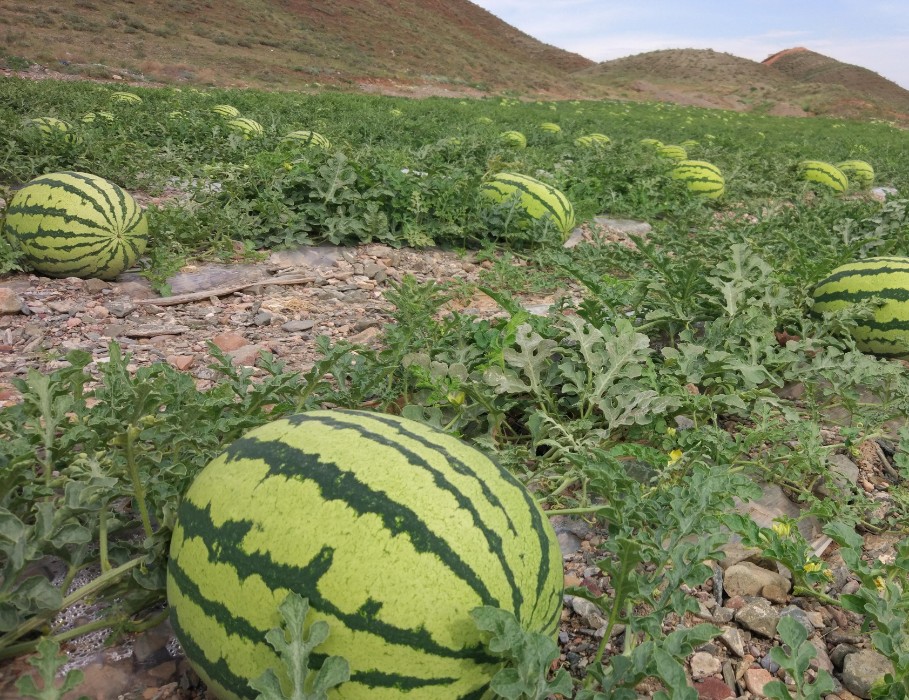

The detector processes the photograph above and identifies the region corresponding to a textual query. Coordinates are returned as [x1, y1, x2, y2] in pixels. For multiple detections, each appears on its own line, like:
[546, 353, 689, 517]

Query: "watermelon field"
[2, 75, 909, 699]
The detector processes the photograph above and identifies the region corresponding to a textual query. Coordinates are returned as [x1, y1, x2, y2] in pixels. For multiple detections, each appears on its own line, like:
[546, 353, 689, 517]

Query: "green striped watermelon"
[167, 410, 563, 700]
[111, 91, 142, 104]
[2, 172, 148, 280]
[574, 133, 610, 148]
[282, 130, 331, 150]
[212, 104, 241, 118]
[812, 256, 909, 357]
[798, 160, 848, 193]
[81, 111, 115, 124]
[480, 172, 575, 239]
[226, 117, 264, 138]
[498, 130, 527, 148]
[671, 160, 725, 199]
[24, 117, 81, 144]
[836, 160, 875, 189]
[657, 145, 688, 161]
[640, 138, 663, 147]
[539, 122, 561, 133]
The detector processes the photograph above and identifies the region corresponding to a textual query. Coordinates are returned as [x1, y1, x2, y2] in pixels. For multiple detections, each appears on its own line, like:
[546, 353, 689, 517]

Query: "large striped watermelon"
[167, 410, 563, 700]
[671, 160, 725, 199]
[282, 130, 331, 150]
[498, 130, 527, 148]
[212, 104, 241, 118]
[539, 122, 561, 133]
[574, 133, 610, 148]
[480, 172, 575, 239]
[226, 117, 264, 138]
[812, 256, 909, 357]
[657, 145, 688, 161]
[836, 160, 875, 189]
[2, 172, 148, 280]
[798, 160, 848, 193]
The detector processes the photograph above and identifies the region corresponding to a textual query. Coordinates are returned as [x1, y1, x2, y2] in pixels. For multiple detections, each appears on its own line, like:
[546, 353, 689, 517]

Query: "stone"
[719, 626, 746, 657]
[211, 331, 248, 352]
[742, 667, 774, 696]
[0, 288, 23, 314]
[227, 344, 265, 366]
[841, 649, 893, 699]
[166, 355, 196, 371]
[808, 635, 834, 673]
[780, 605, 815, 637]
[133, 619, 175, 666]
[61, 659, 131, 700]
[104, 300, 137, 318]
[816, 454, 861, 498]
[281, 319, 315, 332]
[724, 561, 791, 598]
[735, 597, 781, 638]
[557, 530, 582, 555]
[831, 643, 861, 669]
[690, 651, 723, 680]
[694, 677, 735, 700]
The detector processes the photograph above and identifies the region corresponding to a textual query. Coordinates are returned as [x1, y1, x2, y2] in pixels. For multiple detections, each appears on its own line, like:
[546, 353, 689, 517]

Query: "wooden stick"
[135, 274, 320, 306]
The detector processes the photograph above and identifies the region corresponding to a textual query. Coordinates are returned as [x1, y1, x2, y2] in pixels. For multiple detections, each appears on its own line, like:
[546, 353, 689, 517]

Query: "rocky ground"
[0, 222, 904, 700]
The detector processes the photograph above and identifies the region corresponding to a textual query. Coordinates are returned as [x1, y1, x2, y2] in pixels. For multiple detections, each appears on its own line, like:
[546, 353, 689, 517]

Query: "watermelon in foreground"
[167, 410, 563, 700]
[671, 160, 725, 199]
[3, 171, 148, 280]
[812, 256, 909, 357]
[480, 172, 575, 239]
[798, 160, 848, 193]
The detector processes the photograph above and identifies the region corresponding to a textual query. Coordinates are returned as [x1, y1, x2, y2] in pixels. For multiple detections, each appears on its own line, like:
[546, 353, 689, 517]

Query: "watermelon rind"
[480, 172, 576, 239]
[671, 160, 725, 199]
[798, 160, 848, 193]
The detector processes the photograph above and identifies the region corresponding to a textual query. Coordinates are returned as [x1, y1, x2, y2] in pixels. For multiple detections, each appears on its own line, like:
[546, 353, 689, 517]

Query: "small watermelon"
[836, 160, 875, 189]
[480, 172, 575, 239]
[671, 160, 725, 199]
[798, 160, 848, 193]
[498, 130, 527, 148]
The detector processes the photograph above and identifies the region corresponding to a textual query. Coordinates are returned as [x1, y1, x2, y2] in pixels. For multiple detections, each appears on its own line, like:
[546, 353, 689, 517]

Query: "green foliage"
[471, 606, 572, 700]
[762, 616, 836, 700]
[15, 637, 88, 700]
[250, 593, 350, 700]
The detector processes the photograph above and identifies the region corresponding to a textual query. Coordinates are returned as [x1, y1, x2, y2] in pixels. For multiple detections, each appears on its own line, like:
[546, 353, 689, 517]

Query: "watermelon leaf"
[15, 637, 88, 700]
[471, 606, 573, 700]
[250, 593, 350, 700]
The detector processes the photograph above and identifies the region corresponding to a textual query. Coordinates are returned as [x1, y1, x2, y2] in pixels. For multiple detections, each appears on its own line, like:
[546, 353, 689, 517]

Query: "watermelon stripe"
[175, 499, 496, 662]
[68, 172, 121, 229]
[169, 607, 253, 697]
[814, 287, 909, 304]
[7, 203, 120, 234]
[15, 176, 117, 229]
[813, 263, 909, 288]
[281, 412, 509, 607]
[316, 410, 525, 615]
[481, 179, 567, 231]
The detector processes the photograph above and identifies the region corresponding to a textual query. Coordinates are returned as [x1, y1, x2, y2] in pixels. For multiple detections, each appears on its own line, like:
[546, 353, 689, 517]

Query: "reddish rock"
[211, 331, 248, 352]
[0, 287, 23, 314]
[743, 667, 774, 696]
[228, 344, 264, 366]
[166, 355, 196, 371]
[695, 677, 735, 700]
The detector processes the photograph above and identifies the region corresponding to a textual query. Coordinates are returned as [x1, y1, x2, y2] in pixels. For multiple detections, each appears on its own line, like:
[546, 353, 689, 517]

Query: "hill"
[578, 47, 909, 123]
[574, 48, 806, 115]
[762, 47, 909, 120]
[0, 0, 592, 96]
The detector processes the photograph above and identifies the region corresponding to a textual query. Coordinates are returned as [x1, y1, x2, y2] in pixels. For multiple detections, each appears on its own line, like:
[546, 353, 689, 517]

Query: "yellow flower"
[666, 427, 677, 437]
[803, 560, 823, 574]
[874, 576, 886, 592]
[668, 449, 683, 466]
[771, 521, 792, 539]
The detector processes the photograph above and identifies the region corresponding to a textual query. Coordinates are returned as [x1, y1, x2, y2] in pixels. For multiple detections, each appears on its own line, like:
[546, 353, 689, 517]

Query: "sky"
[471, 1, 909, 90]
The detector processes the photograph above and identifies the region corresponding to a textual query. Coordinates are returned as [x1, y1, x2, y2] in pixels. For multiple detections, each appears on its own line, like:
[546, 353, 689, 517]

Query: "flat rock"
[735, 597, 781, 638]
[0, 288, 23, 314]
[690, 651, 722, 680]
[841, 649, 894, 698]
[742, 667, 774, 696]
[724, 561, 791, 598]
[695, 676, 735, 700]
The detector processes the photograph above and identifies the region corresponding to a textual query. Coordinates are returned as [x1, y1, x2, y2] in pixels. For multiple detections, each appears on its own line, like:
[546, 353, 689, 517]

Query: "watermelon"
[111, 91, 142, 104]
[212, 104, 241, 118]
[24, 117, 80, 143]
[226, 117, 264, 138]
[798, 160, 848, 193]
[282, 130, 331, 150]
[539, 122, 561, 133]
[657, 145, 688, 161]
[480, 172, 575, 239]
[476, 116, 493, 124]
[2, 172, 148, 280]
[574, 133, 610, 148]
[498, 130, 527, 148]
[81, 111, 114, 124]
[671, 160, 725, 199]
[812, 256, 909, 357]
[836, 160, 875, 189]
[640, 138, 663, 147]
[167, 410, 563, 700]
[680, 139, 699, 148]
